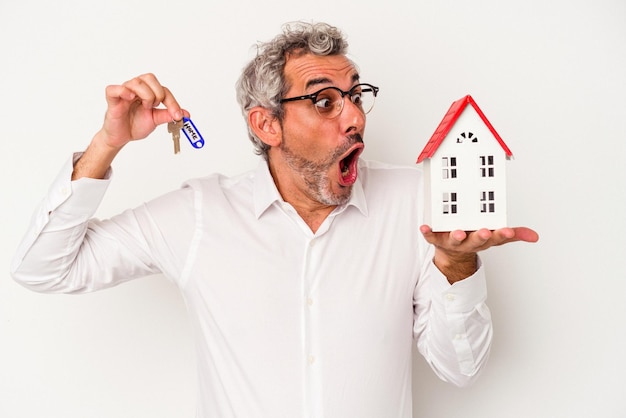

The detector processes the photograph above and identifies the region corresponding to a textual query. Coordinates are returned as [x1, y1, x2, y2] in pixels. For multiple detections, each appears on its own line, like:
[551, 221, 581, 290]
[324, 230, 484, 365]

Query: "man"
[11, 21, 538, 417]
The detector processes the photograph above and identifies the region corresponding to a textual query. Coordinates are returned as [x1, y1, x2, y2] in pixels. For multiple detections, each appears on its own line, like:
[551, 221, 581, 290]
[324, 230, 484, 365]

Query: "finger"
[151, 107, 190, 126]
[160, 86, 185, 122]
[103, 85, 141, 123]
[490, 227, 539, 247]
[419, 224, 433, 237]
[420, 225, 467, 248]
[465, 228, 491, 249]
[104, 84, 136, 104]
[134, 75, 185, 123]
[450, 229, 468, 243]
[511, 227, 540, 243]
[122, 74, 161, 109]
[489, 227, 514, 244]
[419, 224, 441, 246]
[136, 73, 167, 107]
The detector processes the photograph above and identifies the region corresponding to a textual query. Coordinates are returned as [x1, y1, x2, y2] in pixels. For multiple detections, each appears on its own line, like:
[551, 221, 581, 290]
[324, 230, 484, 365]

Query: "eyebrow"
[305, 72, 361, 91]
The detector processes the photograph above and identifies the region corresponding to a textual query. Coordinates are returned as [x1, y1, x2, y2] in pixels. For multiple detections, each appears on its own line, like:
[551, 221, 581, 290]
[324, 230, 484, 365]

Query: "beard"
[279, 133, 363, 206]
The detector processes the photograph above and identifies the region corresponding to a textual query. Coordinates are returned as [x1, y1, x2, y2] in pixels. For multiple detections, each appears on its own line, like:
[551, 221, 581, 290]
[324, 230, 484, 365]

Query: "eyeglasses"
[280, 83, 380, 119]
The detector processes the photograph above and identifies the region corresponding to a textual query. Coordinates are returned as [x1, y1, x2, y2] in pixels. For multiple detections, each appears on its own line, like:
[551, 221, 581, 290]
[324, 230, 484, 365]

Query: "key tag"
[182, 117, 205, 149]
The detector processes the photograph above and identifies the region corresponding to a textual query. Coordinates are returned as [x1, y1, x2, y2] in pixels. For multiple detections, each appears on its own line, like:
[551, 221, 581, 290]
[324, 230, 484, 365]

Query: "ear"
[248, 107, 282, 148]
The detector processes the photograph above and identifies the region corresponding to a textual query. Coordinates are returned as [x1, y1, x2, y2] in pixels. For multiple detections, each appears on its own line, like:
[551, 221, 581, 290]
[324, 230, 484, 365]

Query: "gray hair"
[235, 21, 349, 159]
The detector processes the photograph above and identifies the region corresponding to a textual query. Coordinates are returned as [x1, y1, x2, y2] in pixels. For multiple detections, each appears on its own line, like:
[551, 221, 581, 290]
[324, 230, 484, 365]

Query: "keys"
[167, 119, 183, 154]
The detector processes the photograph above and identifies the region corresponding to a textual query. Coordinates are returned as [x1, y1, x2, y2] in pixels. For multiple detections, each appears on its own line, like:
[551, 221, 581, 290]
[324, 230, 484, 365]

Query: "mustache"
[335, 133, 363, 157]
[347, 133, 364, 145]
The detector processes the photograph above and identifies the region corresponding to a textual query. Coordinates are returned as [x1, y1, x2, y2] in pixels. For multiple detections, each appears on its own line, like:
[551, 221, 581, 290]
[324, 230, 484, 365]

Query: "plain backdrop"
[1, 0, 625, 417]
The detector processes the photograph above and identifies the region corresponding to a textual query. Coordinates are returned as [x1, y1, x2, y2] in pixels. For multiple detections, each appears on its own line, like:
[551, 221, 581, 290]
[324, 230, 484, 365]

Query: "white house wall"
[426, 107, 508, 231]
[423, 158, 433, 229]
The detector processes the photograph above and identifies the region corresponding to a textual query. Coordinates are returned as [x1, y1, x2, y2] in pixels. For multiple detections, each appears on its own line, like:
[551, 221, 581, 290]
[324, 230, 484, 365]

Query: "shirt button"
[454, 334, 466, 340]
[308, 355, 316, 365]
[445, 294, 456, 302]
[307, 297, 314, 306]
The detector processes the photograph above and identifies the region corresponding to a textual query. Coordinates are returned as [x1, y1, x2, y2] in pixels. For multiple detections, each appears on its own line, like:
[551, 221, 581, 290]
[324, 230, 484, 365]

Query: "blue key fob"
[182, 117, 205, 149]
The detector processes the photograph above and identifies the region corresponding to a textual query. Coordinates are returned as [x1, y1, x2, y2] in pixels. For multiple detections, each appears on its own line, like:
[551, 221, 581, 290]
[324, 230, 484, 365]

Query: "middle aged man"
[12, 21, 538, 417]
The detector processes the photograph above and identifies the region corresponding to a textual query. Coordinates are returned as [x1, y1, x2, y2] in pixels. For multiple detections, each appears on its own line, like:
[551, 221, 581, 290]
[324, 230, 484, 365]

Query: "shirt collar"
[253, 159, 368, 219]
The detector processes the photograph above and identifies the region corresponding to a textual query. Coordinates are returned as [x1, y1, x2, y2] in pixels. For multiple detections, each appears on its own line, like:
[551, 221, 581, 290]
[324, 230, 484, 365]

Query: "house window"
[480, 191, 495, 213]
[443, 192, 457, 214]
[442, 157, 457, 179]
[457, 131, 478, 143]
[480, 155, 495, 177]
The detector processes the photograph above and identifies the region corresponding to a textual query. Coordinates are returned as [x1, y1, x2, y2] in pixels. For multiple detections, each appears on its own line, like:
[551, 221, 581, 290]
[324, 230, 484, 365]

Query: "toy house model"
[417, 95, 513, 232]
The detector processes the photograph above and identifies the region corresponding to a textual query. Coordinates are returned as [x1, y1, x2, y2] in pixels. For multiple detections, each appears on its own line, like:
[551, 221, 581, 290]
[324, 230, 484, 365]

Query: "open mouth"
[338, 144, 364, 186]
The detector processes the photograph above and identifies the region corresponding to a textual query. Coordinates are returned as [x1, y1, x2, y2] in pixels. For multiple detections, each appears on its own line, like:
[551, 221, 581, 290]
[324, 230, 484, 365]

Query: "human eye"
[313, 89, 338, 114]
[351, 91, 363, 106]
[350, 85, 365, 106]
[314, 96, 332, 109]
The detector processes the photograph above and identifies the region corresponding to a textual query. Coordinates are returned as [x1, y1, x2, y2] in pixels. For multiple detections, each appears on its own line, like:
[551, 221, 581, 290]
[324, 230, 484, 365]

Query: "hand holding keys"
[167, 117, 204, 154]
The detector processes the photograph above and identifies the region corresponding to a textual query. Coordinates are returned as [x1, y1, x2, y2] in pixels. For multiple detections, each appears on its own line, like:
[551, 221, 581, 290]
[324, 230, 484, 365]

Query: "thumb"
[153, 107, 187, 126]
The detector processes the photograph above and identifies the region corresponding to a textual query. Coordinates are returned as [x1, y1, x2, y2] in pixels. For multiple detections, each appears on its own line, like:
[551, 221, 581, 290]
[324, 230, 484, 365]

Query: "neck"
[292, 204, 335, 233]
[267, 157, 336, 233]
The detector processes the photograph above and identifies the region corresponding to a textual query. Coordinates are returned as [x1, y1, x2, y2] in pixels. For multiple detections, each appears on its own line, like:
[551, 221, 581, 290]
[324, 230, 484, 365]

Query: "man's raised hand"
[100, 73, 188, 149]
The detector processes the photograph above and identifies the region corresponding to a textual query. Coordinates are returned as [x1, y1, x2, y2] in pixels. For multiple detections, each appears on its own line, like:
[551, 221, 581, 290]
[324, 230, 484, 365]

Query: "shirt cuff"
[48, 152, 111, 217]
[11, 153, 112, 272]
[429, 256, 488, 313]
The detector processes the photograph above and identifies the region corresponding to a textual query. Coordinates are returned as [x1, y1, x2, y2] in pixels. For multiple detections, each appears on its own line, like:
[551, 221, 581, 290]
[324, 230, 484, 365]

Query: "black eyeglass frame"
[279, 83, 380, 117]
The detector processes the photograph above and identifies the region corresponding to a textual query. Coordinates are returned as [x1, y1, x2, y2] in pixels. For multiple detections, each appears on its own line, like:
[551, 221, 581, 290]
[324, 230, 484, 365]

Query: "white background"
[1, 0, 625, 417]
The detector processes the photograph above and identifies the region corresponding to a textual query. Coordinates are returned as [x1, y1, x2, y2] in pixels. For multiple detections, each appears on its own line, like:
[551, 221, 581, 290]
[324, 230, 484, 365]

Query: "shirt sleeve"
[413, 248, 493, 387]
[10, 153, 177, 294]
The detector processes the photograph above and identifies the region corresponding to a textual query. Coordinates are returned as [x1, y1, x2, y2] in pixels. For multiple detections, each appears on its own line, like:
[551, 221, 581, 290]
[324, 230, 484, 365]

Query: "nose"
[340, 96, 366, 133]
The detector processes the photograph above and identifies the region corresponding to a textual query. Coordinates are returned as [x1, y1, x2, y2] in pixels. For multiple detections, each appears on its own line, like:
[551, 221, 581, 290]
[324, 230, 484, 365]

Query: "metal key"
[167, 119, 183, 154]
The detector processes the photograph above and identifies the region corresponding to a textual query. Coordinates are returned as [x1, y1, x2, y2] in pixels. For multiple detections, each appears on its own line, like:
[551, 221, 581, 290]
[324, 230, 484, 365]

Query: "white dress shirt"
[11, 155, 492, 418]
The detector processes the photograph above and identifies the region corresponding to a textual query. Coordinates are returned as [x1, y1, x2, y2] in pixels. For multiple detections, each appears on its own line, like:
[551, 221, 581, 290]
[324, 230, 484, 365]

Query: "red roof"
[416, 95, 513, 163]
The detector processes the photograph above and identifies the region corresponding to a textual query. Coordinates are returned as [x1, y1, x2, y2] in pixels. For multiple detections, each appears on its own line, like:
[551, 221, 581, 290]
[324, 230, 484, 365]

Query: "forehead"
[284, 53, 359, 92]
